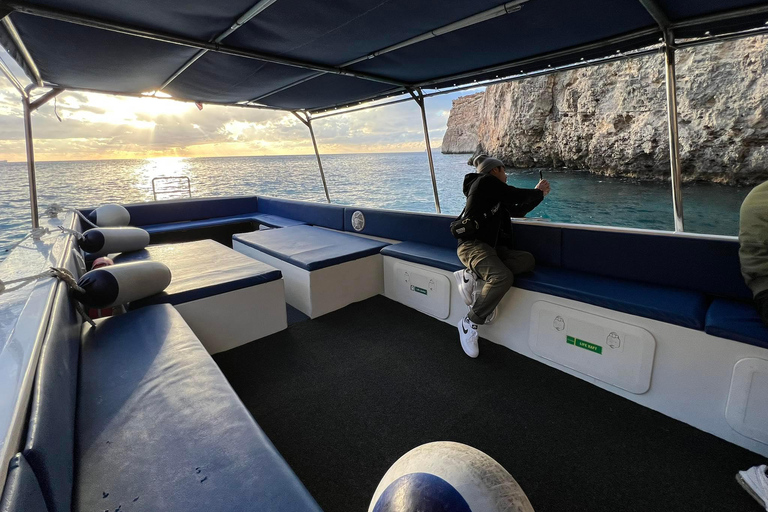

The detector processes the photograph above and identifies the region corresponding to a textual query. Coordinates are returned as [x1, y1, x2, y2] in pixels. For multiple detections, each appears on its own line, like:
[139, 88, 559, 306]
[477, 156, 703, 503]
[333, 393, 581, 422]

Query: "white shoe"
[484, 306, 498, 325]
[737, 465, 768, 510]
[458, 316, 479, 358]
[454, 268, 476, 306]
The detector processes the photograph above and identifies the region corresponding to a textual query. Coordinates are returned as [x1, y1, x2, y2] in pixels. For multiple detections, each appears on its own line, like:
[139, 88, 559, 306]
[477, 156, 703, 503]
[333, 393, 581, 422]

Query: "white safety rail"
[152, 176, 192, 201]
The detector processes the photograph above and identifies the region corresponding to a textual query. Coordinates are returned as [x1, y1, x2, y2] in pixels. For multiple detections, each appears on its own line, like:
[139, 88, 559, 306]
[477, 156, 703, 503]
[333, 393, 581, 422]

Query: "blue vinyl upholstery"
[0, 454, 48, 512]
[343, 208, 457, 248]
[234, 225, 388, 271]
[75, 305, 322, 512]
[124, 196, 259, 227]
[140, 213, 260, 235]
[511, 224, 562, 267]
[22, 283, 80, 512]
[381, 242, 463, 272]
[705, 299, 768, 350]
[251, 213, 308, 228]
[113, 240, 282, 308]
[257, 197, 345, 230]
[560, 229, 751, 300]
[515, 266, 709, 330]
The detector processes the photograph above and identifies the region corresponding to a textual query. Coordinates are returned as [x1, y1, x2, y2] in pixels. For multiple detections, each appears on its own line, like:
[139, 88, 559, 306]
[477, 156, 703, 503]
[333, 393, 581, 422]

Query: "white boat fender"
[73, 261, 172, 308]
[87, 204, 131, 227]
[78, 227, 150, 257]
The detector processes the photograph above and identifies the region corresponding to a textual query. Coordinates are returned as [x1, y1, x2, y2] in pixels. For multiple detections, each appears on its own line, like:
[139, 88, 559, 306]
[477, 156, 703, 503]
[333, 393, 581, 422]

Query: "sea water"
[0, 151, 752, 258]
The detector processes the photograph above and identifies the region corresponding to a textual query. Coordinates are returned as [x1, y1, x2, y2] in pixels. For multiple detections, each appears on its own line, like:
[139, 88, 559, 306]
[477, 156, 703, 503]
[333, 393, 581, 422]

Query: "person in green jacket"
[739, 179, 768, 327]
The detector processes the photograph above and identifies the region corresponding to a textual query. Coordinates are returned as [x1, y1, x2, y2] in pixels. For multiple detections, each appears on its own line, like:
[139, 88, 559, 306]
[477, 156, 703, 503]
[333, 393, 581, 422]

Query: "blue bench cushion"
[114, 240, 282, 308]
[515, 266, 709, 330]
[234, 225, 389, 271]
[705, 299, 768, 349]
[560, 229, 751, 301]
[0, 454, 48, 512]
[123, 196, 259, 227]
[23, 283, 80, 512]
[381, 242, 463, 272]
[257, 197, 345, 230]
[141, 213, 306, 235]
[141, 213, 260, 235]
[76, 305, 321, 512]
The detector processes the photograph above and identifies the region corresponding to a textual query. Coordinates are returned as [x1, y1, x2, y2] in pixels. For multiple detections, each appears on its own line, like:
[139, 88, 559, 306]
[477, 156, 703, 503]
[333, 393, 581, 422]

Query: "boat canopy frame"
[1, 0, 768, 224]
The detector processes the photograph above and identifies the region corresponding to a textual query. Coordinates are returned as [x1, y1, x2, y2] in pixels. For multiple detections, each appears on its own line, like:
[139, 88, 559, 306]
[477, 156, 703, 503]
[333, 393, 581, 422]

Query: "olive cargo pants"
[457, 240, 535, 325]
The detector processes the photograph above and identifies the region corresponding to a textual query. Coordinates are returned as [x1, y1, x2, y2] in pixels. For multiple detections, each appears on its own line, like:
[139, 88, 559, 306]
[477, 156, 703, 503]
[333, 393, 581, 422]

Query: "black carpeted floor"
[214, 296, 762, 512]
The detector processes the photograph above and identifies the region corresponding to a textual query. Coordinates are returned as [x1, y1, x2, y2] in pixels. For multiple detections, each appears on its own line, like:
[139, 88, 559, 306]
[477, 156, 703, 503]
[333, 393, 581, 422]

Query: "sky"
[0, 48, 481, 162]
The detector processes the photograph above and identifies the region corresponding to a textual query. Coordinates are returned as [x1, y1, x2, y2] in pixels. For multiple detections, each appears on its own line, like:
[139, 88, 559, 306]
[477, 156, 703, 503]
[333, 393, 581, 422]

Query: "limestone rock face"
[441, 36, 768, 185]
[441, 93, 484, 154]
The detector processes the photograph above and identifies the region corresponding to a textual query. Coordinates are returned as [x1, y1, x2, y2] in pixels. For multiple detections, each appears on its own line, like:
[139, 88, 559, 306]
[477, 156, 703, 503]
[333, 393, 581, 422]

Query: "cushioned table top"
[515, 266, 709, 330]
[233, 225, 389, 271]
[114, 240, 282, 308]
[380, 242, 462, 272]
[705, 299, 768, 349]
[76, 305, 321, 512]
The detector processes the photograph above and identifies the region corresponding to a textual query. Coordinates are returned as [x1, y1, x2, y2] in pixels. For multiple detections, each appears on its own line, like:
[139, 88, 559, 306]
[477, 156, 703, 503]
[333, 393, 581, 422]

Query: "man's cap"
[477, 157, 504, 174]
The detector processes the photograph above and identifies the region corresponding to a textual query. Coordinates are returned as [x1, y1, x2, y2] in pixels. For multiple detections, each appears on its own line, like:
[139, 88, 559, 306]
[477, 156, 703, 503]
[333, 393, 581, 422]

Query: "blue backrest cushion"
[122, 196, 259, 227]
[257, 196, 345, 230]
[343, 208, 457, 248]
[561, 229, 751, 300]
[511, 223, 562, 267]
[0, 454, 48, 512]
[22, 282, 80, 512]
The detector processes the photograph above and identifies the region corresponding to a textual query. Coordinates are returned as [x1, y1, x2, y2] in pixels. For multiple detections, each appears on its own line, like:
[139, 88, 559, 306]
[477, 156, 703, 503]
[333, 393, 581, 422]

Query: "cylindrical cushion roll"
[79, 227, 150, 257]
[87, 204, 131, 227]
[73, 261, 172, 308]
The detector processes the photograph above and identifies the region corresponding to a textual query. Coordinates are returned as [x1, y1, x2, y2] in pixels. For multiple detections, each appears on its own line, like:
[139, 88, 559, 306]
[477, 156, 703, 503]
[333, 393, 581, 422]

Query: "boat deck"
[213, 296, 760, 512]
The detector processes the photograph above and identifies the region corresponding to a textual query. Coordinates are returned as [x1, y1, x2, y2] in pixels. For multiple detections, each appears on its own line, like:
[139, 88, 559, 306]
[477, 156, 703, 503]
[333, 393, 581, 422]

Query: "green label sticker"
[566, 335, 602, 354]
[413, 286, 428, 295]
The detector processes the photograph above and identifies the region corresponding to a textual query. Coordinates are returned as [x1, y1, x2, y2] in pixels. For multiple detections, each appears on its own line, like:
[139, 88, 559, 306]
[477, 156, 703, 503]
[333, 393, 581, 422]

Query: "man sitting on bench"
[454, 155, 550, 358]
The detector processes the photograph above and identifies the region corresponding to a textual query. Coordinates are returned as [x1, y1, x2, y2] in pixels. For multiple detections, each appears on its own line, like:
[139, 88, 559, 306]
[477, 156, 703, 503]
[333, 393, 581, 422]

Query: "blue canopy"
[1, 0, 766, 112]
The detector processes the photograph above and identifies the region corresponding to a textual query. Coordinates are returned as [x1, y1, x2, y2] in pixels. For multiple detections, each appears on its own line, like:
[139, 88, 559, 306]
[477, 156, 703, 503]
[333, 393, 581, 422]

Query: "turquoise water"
[0, 152, 752, 256]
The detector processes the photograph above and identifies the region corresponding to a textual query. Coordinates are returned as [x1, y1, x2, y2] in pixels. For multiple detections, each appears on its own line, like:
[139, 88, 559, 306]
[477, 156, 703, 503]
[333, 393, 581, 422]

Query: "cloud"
[0, 47, 480, 161]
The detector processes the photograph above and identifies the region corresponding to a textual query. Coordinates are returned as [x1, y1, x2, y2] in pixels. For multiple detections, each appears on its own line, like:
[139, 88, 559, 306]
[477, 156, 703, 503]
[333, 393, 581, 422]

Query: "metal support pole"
[663, 36, 684, 232]
[411, 89, 441, 213]
[22, 96, 39, 228]
[292, 112, 330, 203]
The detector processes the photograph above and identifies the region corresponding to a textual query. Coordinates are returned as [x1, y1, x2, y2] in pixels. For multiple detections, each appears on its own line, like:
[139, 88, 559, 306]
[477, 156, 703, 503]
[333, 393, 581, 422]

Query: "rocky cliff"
[441, 36, 768, 185]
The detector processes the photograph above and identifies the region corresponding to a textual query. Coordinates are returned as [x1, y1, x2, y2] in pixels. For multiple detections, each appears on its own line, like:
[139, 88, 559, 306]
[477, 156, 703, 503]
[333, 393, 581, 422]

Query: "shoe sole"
[736, 473, 768, 509]
[453, 272, 474, 306]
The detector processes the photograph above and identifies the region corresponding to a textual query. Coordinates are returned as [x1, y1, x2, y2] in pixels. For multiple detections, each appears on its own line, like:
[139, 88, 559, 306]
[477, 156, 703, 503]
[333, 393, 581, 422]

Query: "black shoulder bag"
[450, 176, 501, 240]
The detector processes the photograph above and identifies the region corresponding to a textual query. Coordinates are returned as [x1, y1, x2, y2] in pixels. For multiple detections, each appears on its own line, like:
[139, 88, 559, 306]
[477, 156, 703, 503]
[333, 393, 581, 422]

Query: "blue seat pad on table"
[515, 266, 709, 330]
[114, 240, 282, 308]
[705, 299, 768, 350]
[381, 242, 463, 272]
[233, 225, 389, 271]
[75, 305, 322, 512]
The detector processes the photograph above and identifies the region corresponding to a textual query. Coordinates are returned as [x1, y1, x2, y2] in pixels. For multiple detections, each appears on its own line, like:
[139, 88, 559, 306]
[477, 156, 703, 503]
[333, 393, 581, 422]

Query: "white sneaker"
[737, 465, 768, 510]
[484, 306, 499, 325]
[457, 316, 479, 358]
[453, 268, 476, 306]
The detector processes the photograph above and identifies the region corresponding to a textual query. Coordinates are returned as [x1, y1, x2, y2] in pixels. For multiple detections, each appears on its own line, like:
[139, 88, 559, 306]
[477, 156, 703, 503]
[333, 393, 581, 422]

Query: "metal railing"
[152, 176, 192, 201]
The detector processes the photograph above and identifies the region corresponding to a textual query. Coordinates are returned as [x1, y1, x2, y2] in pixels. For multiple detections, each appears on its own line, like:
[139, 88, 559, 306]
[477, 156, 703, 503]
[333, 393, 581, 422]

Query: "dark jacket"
[461, 173, 544, 247]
